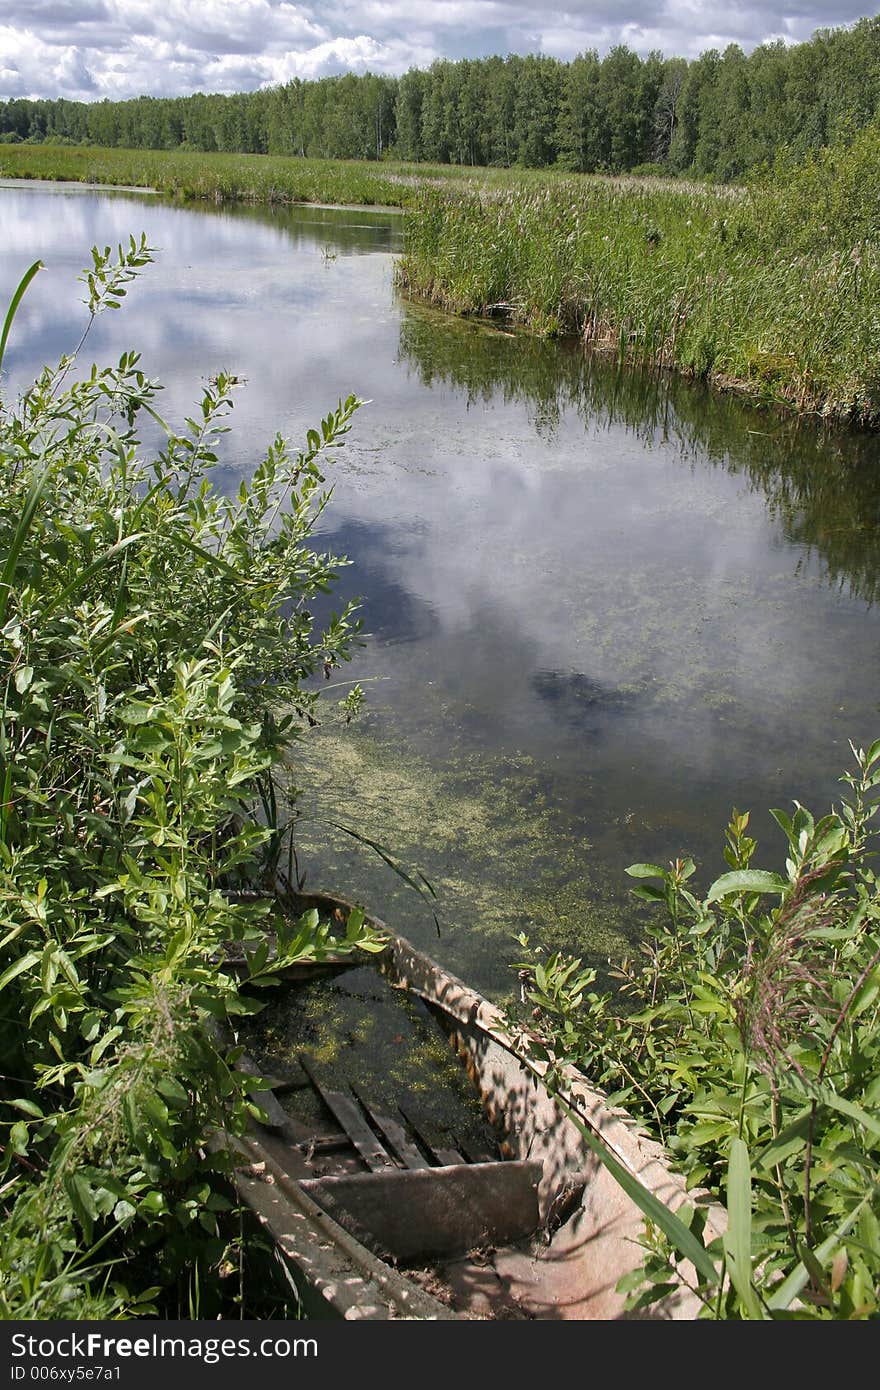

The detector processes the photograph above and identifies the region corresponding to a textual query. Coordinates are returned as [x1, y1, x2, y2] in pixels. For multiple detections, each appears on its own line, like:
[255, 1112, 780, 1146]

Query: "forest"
[2, 13, 880, 182]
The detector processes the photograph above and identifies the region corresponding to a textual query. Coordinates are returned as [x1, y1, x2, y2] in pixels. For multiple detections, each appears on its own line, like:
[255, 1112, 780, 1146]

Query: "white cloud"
[0, 0, 873, 101]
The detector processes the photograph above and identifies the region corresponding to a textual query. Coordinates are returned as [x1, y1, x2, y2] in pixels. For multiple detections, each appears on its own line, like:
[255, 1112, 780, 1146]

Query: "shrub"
[0, 241, 376, 1316]
[513, 744, 880, 1318]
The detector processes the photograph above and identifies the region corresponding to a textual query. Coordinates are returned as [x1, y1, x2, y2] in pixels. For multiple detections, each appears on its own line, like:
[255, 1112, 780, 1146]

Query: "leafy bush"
[0, 242, 377, 1317]
[513, 744, 880, 1318]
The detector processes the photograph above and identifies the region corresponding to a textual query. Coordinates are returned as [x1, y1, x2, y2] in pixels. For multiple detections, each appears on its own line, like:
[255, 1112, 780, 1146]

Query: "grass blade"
[44, 533, 147, 617]
[328, 819, 441, 933]
[766, 1190, 877, 1311]
[0, 461, 51, 628]
[551, 1086, 720, 1286]
[723, 1137, 763, 1318]
[0, 260, 43, 379]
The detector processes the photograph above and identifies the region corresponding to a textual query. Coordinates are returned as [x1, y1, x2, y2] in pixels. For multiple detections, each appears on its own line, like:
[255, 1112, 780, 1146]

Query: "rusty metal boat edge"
[224, 887, 726, 1321]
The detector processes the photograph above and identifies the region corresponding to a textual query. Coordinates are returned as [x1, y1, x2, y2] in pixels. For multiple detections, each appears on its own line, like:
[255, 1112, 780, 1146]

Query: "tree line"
[2, 14, 880, 181]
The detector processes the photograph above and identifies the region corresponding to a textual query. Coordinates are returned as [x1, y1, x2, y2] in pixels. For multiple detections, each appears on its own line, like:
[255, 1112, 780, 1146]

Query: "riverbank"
[0, 143, 475, 209]
[3, 137, 877, 427]
[396, 129, 880, 428]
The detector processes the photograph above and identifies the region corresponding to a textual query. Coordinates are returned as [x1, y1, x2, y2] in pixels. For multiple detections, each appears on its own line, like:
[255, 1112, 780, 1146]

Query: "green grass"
[4, 138, 878, 427]
[397, 153, 880, 427]
[0, 142, 492, 208]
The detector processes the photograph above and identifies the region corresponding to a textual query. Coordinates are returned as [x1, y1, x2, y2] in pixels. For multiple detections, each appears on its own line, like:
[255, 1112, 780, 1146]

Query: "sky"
[0, 1, 876, 104]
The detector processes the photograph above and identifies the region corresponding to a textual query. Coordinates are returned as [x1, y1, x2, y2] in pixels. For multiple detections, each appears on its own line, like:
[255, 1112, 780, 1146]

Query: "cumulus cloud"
[0, 0, 873, 101]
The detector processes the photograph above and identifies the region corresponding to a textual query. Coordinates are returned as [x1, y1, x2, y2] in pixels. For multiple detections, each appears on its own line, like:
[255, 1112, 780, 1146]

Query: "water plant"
[397, 136, 880, 429]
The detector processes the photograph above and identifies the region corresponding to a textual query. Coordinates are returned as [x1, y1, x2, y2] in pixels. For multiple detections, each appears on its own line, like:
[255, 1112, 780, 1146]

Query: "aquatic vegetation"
[283, 719, 632, 995]
[397, 130, 880, 428]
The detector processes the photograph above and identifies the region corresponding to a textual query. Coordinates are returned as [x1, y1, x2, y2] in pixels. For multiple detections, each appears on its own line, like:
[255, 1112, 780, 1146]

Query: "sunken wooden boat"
[223, 888, 723, 1321]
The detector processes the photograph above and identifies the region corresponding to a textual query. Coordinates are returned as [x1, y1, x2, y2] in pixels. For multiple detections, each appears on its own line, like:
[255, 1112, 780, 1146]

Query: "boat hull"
[227, 889, 724, 1320]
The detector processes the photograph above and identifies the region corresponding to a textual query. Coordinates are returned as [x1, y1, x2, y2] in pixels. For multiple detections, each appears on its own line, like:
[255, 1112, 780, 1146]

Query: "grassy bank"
[3, 138, 878, 426]
[0, 140, 684, 204]
[0, 142, 458, 208]
[397, 128, 880, 428]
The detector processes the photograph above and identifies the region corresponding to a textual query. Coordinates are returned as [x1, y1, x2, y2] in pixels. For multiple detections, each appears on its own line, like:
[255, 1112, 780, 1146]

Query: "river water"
[3, 181, 880, 996]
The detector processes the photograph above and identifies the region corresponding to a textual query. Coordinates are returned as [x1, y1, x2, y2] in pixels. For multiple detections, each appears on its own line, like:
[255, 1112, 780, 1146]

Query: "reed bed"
[397, 153, 880, 428]
[0, 144, 447, 208]
[3, 139, 877, 426]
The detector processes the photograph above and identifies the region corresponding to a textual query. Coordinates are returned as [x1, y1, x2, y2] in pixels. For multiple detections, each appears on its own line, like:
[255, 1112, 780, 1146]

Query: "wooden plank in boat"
[320, 1091, 398, 1171]
[352, 1089, 432, 1171]
[233, 1051, 290, 1133]
[398, 1104, 465, 1166]
[299, 1056, 396, 1172]
[300, 1159, 544, 1261]
[271, 1077, 313, 1096]
[303, 1134, 354, 1156]
[455, 1135, 497, 1165]
[431, 1145, 467, 1166]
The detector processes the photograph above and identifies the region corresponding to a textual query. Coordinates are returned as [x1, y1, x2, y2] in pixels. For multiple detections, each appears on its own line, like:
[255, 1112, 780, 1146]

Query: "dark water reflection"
[3, 183, 880, 995]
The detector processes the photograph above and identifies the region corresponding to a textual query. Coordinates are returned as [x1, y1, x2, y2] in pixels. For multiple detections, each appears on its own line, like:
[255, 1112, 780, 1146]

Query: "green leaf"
[165, 530, 245, 580]
[246, 939, 270, 977]
[795, 1239, 830, 1294]
[754, 1110, 811, 1171]
[55, 949, 80, 989]
[847, 970, 880, 1020]
[345, 905, 366, 941]
[767, 1196, 873, 1311]
[626, 863, 666, 879]
[723, 1138, 762, 1319]
[818, 1088, 880, 1141]
[0, 951, 41, 993]
[0, 462, 51, 629]
[8, 1097, 44, 1119]
[630, 883, 665, 902]
[64, 1172, 97, 1239]
[0, 259, 42, 378]
[706, 869, 787, 903]
[769, 807, 793, 838]
[121, 1089, 140, 1141]
[549, 1088, 719, 1286]
[44, 533, 149, 618]
[156, 1075, 190, 1107]
[9, 1120, 29, 1155]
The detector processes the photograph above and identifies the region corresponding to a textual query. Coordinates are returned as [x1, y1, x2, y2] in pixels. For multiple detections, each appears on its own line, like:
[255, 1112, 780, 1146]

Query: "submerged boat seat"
[299, 1158, 544, 1262]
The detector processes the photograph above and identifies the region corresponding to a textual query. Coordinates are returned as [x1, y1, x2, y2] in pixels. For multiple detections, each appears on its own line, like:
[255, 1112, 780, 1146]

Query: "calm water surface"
[3, 182, 880, 995]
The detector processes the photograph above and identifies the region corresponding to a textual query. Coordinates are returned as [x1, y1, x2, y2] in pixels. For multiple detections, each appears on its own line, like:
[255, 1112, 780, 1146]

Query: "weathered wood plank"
[456, 1135, 498, 1165]
[430, 1145, 467, 1166]
[299, 1056, 397, 1171]
[305, 1133, 356, 1156]
[352, 1089, 432, 1171]
[234, 1051, 290, 1133]
[300, 1159, 544, 1261]
[398, 1104, 465, 1166]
